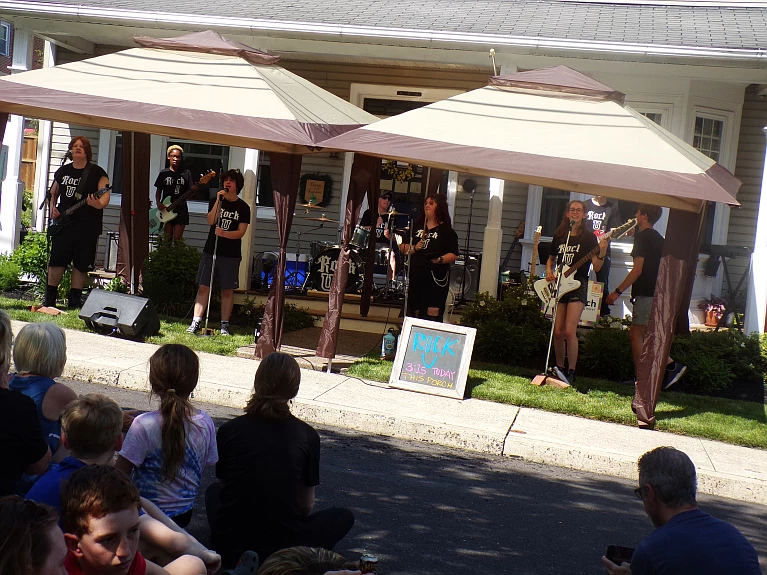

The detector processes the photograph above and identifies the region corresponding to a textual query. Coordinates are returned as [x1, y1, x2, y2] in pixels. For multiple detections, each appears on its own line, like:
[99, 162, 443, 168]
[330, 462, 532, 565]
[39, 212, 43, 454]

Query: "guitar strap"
[73, 162, 92, 202]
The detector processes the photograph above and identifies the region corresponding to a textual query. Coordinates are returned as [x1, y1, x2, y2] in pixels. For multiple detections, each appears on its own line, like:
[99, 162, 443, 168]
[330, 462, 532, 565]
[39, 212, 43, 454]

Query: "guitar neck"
[63, 196, 89, 217]
[166, 187, 199, 212]
[564, 244, 601, 278]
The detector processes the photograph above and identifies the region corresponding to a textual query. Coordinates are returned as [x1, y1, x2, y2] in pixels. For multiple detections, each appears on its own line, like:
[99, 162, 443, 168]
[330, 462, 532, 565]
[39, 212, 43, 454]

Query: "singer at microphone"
[543, 200, 608, 385]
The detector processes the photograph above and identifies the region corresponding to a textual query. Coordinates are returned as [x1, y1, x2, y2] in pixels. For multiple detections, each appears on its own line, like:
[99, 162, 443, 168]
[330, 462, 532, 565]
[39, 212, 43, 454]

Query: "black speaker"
[450, 254, 481, 301]
[79, 289, 160, 338]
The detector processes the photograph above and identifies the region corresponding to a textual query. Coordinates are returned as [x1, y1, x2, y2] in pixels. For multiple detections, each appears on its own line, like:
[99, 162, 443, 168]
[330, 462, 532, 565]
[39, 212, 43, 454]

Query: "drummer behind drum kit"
[287, 203, 410, 298]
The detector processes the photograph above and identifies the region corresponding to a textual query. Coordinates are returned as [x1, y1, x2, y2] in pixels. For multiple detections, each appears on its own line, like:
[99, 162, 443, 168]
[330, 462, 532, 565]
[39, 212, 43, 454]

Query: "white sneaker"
[220, 324, 230, 336]
[186, 321, 201, 334]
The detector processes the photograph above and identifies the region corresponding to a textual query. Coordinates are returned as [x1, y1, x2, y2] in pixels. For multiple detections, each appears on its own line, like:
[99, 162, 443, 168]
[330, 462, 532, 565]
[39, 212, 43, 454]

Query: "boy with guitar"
[153, 145, 206, 241]
[45, 136, 110, 309]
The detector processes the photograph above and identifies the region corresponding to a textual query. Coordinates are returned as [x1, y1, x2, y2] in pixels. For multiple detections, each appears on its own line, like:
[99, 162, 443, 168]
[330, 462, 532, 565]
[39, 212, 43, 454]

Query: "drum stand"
[286, 224, 324, 293]
[533, 224, 574, 388]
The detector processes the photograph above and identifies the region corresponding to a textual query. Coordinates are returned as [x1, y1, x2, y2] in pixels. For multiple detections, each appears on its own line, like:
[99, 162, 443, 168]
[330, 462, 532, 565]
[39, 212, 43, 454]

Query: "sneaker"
[552, 366, 569, 383]
[186, 320, 201, 334]
[567, 369, 576, 384]
[662, 362, 687, 390]
[220, 323, 230, 336]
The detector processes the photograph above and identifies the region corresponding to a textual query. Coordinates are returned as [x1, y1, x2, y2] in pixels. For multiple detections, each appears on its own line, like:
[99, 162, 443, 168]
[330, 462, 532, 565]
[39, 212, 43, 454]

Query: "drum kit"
[278, 203, 411, 298]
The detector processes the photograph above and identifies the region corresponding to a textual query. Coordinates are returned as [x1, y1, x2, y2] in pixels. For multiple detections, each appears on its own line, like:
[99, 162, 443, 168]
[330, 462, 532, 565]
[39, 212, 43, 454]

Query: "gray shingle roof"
[18, 0, 767, 51]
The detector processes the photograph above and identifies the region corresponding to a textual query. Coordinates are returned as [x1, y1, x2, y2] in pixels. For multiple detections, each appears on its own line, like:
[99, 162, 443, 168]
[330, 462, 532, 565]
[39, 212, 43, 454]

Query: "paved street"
[67, 380, 767, 575]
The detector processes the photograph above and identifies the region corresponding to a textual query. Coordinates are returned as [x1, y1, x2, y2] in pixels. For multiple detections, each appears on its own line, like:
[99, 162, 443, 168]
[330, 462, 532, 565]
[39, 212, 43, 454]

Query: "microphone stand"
[458, 182, 477, 306]
[542, 220, 575, 381]
[402, 209, 416, 318]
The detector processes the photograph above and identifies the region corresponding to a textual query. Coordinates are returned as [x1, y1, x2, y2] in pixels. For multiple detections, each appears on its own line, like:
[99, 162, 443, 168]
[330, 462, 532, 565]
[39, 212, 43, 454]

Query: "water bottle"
[381, 328, 397, 360]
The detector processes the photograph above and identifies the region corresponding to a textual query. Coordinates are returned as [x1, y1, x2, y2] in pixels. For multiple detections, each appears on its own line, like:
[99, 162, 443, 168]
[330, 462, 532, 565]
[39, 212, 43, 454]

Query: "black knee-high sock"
[43, 285, 58, 307]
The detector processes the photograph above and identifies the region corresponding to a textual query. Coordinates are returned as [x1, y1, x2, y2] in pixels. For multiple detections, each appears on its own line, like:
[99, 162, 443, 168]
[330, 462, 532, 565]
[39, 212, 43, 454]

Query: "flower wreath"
[383, 160, 414, 183]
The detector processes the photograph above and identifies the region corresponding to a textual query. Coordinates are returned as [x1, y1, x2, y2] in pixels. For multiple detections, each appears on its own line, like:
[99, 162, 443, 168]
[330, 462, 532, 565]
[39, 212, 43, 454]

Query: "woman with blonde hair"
[210, 352, 354, 567]
[9, 322, 76, 458]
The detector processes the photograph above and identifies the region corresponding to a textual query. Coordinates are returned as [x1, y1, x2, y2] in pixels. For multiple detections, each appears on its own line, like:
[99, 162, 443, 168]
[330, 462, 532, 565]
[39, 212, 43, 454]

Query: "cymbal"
[306, 216, 338, 223]
[298, 203, 323, 209]
[393, 227, 410, 234]
[386, 209, 409, 216]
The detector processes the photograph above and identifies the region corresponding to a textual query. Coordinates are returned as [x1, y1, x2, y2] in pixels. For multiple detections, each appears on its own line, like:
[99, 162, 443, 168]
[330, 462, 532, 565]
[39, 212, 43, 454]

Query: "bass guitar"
[533, 218, 637, 313]
[148, 170, 216, 234]
[47, 184, 113, 237]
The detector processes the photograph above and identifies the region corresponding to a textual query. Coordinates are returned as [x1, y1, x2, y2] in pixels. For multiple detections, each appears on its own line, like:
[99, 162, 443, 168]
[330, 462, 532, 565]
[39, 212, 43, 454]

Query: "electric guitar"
[533, 219, 637, 313]
[148, 170, 216, 234]
[47, 184, 113, 237]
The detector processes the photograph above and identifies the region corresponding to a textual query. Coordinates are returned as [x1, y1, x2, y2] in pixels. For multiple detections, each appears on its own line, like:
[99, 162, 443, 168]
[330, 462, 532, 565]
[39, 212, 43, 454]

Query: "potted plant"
[698, 294, 727, 327]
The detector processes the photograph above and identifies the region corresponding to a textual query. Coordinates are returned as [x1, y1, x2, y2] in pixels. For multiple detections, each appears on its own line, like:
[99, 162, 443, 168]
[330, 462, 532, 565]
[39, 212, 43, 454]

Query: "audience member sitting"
[61, 464, 207, 575]
[26, 393, 220, 574]
[0, 311, 51, 496]
[117, 344, 217, 528]
[0, 495, 67, 575]
[601, 446, 761, 574]
[208, 352, 355, 567]
[9, 322, 77, 459]
[258, 547, 361, 575]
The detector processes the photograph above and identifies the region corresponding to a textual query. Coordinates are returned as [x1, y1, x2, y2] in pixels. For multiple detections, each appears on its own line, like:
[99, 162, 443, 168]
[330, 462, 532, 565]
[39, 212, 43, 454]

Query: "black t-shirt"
[550, 229, 598, 282]
[585, 199, 622, 257]
[0, 388, 49, 496]
[360, 208, 391, 244]
[203, 196, 251, 258]
[54, 162, 109, 234]
[631, 227, 664, 297]
[409, 222, 460, 274]
[154, 168, 194, 208]
[214, 413, 320, 559]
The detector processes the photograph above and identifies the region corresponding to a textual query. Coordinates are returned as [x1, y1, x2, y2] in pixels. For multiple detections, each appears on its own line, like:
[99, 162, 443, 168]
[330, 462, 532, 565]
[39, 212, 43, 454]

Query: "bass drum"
[309, 247, 364, 293]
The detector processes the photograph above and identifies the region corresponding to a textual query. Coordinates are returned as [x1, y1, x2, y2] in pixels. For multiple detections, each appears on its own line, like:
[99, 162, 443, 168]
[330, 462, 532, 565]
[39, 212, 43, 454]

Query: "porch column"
[0, 29, 33, 253]
[238, 148, 260, 291]
[478, 178, 504, 296]
[33, 40, 55, 232]
[744, 126, 767, 334]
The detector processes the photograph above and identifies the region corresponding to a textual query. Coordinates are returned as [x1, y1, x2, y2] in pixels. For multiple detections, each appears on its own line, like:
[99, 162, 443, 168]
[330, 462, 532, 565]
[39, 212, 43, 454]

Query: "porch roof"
[8, 0, 767, 53]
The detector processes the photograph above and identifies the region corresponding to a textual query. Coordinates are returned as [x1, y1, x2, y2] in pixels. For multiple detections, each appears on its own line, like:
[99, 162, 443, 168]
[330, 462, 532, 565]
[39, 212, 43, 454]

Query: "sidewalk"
[15, 320, 767, 505]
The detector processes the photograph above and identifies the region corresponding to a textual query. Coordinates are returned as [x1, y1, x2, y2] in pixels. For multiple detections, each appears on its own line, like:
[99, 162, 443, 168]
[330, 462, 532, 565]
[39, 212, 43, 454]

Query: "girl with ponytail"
[116, 344, 217, 527]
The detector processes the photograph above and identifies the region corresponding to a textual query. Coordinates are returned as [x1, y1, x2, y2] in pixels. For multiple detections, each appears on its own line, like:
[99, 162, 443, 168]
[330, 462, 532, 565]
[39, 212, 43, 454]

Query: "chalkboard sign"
[388, 317, 476, 399]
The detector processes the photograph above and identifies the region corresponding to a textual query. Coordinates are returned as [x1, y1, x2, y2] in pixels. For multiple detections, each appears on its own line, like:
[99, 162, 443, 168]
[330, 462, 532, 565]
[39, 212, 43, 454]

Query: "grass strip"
[1, 296, 252, 356]
[348, 356, 767, 449]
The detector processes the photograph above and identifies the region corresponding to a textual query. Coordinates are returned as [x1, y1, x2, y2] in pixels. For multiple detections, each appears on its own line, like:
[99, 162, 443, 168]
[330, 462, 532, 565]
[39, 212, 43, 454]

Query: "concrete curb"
[61, 357, 767, 505]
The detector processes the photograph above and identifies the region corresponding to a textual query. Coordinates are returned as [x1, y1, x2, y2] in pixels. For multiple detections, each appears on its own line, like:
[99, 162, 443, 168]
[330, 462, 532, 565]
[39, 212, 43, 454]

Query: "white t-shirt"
[119, 409, 218, 517]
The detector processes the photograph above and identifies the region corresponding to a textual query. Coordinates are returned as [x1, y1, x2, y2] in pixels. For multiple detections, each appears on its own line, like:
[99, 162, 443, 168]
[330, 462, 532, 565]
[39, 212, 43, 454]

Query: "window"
[111, 132, 123, 195]
[693, 115, 724, 250]
[539, 188, 571, 237]
[0, 22, 10, 58]
[616, 112, 665, 221]
[256, 154, 273, 207]
[166, 140, 229, 202]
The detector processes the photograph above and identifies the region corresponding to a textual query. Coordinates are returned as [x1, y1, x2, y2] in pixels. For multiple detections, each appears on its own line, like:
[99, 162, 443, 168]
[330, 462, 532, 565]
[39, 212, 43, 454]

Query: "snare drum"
[350, 225, 370, 249]
[310, 240, 336, 259]
[375, 247, 391, 267]
[309, 246, 364, 292]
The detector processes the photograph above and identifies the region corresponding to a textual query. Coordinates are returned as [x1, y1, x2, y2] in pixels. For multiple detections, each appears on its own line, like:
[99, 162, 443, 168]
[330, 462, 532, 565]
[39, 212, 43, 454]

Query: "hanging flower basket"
[383, 160, 414, 182]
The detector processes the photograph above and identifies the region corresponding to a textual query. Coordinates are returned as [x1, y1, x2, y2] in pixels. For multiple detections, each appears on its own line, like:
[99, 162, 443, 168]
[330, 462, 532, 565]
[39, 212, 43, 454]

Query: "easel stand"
[532, 225, 573, 388]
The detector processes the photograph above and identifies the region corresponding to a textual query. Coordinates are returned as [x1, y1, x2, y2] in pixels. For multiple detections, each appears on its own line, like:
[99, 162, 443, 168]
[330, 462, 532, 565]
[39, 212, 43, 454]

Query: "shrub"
[11, 232, 71, 301]
[0, 254, 21, 292]
[104, 276, 129, 293]
[471, 319, 547, 367]
[580, 326, 634, 382]
[143, 237, 201, 315]
[461, 286, 548, 330]
[237, 297, 316, 332]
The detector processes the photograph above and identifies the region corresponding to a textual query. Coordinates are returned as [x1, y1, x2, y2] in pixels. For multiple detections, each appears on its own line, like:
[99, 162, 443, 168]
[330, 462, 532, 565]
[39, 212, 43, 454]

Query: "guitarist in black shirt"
[154, 145, 196, 241]
[44, 136, 110, 308]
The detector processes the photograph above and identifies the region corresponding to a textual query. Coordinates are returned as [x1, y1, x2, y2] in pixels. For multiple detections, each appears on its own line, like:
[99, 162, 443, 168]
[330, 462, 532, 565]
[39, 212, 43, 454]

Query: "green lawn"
[0, 296, 253, 356]
[348, 356, 767, 449]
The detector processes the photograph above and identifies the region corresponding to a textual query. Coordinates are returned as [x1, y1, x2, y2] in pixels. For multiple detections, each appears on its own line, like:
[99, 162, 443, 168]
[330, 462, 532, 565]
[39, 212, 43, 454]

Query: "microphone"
[569, 219, 576, 228]
[65, 150, 73, 160]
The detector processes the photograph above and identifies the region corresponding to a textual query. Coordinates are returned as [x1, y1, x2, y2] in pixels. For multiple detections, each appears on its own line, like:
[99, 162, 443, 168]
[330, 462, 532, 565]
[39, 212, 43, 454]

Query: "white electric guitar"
[529, 226, 542, 279]
[533, 219, 637, 312]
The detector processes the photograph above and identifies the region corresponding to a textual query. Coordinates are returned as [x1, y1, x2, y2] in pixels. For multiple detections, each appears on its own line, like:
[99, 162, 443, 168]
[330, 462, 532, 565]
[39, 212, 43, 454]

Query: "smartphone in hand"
[606, 545, 635, 565]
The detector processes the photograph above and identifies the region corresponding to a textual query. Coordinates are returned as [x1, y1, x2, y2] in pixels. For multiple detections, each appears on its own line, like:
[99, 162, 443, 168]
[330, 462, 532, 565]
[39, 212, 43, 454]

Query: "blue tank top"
[9, 374, 61, 453]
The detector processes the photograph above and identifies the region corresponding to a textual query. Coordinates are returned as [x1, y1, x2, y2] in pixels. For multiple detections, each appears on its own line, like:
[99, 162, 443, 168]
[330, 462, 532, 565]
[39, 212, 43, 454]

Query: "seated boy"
[27, 394, 218, 574]
[62, 464, 207, 575]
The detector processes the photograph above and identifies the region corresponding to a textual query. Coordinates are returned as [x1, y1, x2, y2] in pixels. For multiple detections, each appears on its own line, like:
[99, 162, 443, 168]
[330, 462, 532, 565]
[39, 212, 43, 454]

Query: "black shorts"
[561, 282, 588, 305]
[407, 265, 450, 318]
[48, 225, 99, 274]
[197, 253, 241, 291]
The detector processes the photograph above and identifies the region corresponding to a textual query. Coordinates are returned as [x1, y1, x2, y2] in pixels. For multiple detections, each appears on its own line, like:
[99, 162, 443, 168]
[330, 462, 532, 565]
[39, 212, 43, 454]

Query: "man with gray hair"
[602, 446, 761, 574]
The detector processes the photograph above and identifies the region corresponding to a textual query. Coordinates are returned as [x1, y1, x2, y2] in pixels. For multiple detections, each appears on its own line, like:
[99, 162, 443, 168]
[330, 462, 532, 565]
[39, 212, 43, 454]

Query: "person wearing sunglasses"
[601, 447, 760, 574]
[545, 200, 608, 384]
